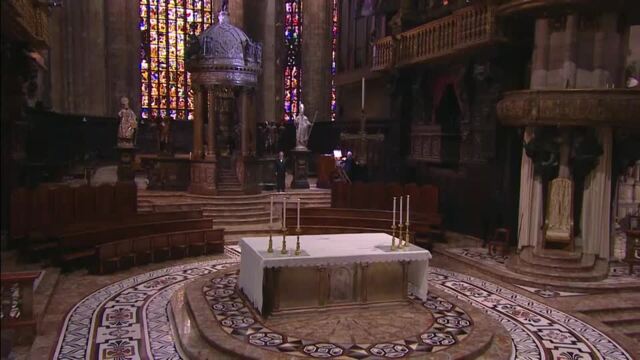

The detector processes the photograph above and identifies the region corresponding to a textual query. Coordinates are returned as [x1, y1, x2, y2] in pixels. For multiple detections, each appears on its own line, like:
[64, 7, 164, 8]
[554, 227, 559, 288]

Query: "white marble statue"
[294, 103, 314, 150]
[117, 96, 138, 148]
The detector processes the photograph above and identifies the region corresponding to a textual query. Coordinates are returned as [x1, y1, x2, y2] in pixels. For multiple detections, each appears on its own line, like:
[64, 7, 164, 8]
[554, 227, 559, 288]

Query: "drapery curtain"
[581, 127, 612, 259]
[518, 127, 544, 249]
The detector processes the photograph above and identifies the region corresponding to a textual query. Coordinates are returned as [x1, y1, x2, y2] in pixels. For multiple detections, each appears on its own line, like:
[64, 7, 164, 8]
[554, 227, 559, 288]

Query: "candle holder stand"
[295, 228, 302, 256]
[397, 223, 404, 249]
[280, 226, 288, 255]
[267, 227, 273, 253]
[390, 225, 397, 251]
[404, 223, 410, 248]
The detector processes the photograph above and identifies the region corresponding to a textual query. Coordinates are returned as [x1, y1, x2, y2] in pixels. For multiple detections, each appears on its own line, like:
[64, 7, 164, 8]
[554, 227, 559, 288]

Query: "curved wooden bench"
[95, 228, 224, 274]
[58, 217, 214, 269]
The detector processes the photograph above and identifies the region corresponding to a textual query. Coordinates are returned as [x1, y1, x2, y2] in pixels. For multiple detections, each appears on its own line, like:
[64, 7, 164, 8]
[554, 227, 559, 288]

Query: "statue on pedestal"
[117, 96, 138, 148]
[294, 103, 315, 150]
[158, 115, 172, 155]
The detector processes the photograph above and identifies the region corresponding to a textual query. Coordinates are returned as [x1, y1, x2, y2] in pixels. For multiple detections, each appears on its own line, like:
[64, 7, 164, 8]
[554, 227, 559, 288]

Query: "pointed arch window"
[330, 0, 338, 121]
[139, 0, 214, 121]
[283, 0, 303, 123]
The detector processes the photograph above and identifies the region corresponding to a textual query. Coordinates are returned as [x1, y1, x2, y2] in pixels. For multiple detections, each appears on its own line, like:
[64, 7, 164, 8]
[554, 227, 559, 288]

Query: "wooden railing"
[372, 5, 499, 70]
[1, 271, 40, 344]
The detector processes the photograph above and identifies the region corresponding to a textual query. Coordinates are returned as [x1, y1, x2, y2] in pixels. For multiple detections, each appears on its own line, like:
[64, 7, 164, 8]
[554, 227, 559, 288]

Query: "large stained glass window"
[139, 0, 214, 121]
[330, 0, 338, 121]
[283, 0, 302, 123]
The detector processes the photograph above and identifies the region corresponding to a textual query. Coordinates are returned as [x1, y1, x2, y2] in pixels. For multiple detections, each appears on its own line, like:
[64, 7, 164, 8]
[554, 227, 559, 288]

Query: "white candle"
[297, 198, 301, 229]
[392, 197, 396, 227]
[361, 77, 365, 110]
[270, 195, 273, 227]
[406, 195, 410, 225]
[399, 196, 403, 225]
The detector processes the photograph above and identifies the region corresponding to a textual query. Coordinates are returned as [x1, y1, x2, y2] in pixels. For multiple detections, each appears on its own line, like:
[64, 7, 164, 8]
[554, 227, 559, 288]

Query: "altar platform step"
[532, 248, 583, 262]
[506, 255, 608, 282]
[435, 245, 640, 293]
[519, 247, 596, 272]
[171, 275, 513, 360]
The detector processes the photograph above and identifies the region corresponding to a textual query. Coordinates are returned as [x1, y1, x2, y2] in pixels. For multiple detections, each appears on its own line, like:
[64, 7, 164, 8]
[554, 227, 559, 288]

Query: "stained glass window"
[330, 0, 338, 121]
[283, 0, 302, 123]
[139, 0, 214, 121]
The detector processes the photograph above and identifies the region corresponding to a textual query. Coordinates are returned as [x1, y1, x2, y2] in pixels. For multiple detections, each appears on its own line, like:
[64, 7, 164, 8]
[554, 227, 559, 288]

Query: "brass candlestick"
[280, 226, 288, 255]
[267, 226, 273, 253]
[404, 222, 410, 248]
[295, 227, 301, 255]
[397, 223, 404, 249]
[390, 224, 397, 251]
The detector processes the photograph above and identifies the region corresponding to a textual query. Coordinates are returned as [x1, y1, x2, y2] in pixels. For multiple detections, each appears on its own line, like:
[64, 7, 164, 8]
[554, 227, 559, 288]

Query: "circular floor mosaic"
[51, 250, 634, 360]
[203, 272, 473, 358]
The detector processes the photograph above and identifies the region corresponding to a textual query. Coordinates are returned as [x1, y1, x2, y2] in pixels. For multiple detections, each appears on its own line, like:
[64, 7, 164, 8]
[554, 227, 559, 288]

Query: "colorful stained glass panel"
[139, 0, 213, 120]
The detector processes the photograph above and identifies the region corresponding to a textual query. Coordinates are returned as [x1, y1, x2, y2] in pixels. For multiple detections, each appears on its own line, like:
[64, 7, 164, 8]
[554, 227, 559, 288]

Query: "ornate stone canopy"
[186, 11, 262, 88]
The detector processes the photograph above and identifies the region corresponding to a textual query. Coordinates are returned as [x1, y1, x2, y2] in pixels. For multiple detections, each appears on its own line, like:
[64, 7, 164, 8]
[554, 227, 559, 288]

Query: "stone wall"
[49, 1, 140, 117]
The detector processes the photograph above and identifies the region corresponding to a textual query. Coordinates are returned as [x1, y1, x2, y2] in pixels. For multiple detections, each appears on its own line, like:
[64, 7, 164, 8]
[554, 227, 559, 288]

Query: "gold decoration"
[281, 226, 288, 255]
[295, 228, 302, 256]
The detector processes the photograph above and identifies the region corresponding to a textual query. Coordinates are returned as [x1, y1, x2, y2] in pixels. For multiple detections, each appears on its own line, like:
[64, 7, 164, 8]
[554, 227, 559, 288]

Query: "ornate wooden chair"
[544, 178, 574, 251]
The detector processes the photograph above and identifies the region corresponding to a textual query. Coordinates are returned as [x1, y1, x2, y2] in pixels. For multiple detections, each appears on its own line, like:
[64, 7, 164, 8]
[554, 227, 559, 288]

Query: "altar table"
[238, 233, 432, 316]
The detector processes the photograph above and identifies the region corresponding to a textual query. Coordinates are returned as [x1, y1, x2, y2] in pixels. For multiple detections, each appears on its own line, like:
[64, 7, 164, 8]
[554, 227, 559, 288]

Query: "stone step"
[205, 210, 270, 219]
[212, 216, 271, 226]
[519, 247, 596, 272]
[506, 256, 608, 282]
[532, 248, 583, 262]
[203, 204, 267, 212]
[612, 321, 640, 336]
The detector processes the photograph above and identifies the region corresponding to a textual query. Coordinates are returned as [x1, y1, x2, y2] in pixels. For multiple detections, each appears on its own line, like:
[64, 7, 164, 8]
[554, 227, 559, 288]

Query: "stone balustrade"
[1, 271, 41, 345]
[371, 5, 500, 71]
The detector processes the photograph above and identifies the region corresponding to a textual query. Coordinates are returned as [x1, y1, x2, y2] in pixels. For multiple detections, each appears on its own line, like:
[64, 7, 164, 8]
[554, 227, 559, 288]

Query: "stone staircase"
[583, 307, 640, 342]
[506, 247, 609, 282]
[137, 189, 332, 242]
[216, 168, 244, 196]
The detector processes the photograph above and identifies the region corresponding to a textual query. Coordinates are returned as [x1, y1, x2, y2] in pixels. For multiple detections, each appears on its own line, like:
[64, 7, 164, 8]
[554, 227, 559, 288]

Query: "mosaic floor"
[51, 249, 635, 360]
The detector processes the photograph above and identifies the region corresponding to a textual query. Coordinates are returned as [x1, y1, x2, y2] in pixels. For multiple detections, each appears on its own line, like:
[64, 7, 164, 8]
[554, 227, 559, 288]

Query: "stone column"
[530, 18, 550, 89]
[302, 0, 331, 122]
[517, 127, 544, 249]
[207, 88, 216, 159]
[563, 15, 578, 88]
[192, 86, 204, 159]
[581, 127, 613, 259]
[239, 88, 252, 157]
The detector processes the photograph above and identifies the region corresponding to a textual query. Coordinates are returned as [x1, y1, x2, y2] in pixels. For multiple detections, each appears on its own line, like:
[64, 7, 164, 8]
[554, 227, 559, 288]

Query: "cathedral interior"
[1, 0, 640, 359]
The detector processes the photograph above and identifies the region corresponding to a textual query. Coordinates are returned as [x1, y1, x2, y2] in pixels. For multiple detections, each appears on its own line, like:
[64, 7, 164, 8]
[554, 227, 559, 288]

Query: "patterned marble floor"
[50, 249, 635, 360]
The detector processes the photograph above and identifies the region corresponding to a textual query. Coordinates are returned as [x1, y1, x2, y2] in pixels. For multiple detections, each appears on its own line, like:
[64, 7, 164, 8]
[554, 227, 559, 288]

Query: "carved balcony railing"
[1, 271, 40, 345]
[372, 5, 501, 71]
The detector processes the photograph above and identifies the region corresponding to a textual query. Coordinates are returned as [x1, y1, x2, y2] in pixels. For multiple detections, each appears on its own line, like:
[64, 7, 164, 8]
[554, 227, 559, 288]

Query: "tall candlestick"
[392, 197, 396, 227]
[297, 198, 301, 229]
[270, 195, 273, 228]
[399, 196, 403, 225]
[406, 195, 410, 225]
[361, 77, 365, 110]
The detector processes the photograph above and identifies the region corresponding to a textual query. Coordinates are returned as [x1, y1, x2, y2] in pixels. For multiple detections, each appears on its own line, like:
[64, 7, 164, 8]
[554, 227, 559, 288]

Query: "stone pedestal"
[116, 146, 136, 182]
[290, 148, 310, 189]
[257, 155, 277, 190]
[189, 160, 217, 195]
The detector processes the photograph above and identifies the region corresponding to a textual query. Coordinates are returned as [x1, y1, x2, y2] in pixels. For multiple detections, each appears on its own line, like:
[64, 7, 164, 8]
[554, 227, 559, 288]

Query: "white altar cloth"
[238, 232, 432, 312]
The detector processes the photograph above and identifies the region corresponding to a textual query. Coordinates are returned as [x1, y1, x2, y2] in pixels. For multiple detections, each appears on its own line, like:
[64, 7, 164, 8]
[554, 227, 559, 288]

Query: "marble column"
[207, 89, 216, 159]
[192, 86, 204, 159]
[581, 127, 613, 259]
[517, 127, 544, 250]
[563, 15, 578, 88]
[530, 18, 550, 89]
[239, 88, 250, 157]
